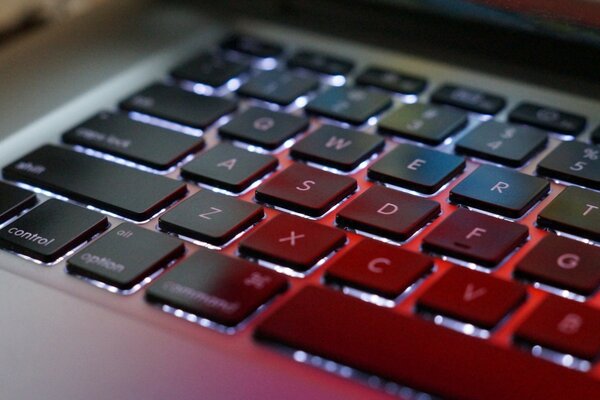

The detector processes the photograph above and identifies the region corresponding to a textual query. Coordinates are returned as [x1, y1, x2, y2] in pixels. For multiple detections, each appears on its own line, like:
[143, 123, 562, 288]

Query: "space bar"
[255, 286, 600, 400]
[2, 145, 187, 221]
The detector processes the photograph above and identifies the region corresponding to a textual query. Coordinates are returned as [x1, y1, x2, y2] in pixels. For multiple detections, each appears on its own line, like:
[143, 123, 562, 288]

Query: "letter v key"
[463, 283, 487, 302]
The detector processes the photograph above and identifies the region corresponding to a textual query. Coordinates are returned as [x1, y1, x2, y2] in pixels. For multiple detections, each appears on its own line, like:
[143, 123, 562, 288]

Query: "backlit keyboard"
[1, 32, 600, 399]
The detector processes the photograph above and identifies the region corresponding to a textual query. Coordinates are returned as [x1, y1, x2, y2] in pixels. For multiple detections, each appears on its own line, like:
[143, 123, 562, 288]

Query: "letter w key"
[290, 125, 384, 171]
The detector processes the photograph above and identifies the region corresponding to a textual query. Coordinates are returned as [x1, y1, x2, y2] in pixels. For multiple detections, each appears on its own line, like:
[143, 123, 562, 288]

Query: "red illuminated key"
[417, 267, 527, 329]
[515, 234, 600, 295]
[325, 238, 433, 298]
[238, 213, 346, 272]
[255, 163, 357, 217]
[515, 295, 600, 360]
[255, 286, 600, 400]
[336, 185, 440, 241]
[422, 208, 528, 267]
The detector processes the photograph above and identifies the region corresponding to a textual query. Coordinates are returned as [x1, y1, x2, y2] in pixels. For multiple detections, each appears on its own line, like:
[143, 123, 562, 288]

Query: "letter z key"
[255, 163, 357, 217]
[159, 190, 263, 246]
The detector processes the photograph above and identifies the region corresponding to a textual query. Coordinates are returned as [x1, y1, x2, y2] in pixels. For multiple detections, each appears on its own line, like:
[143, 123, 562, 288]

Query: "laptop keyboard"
[1, 32, 600, 398]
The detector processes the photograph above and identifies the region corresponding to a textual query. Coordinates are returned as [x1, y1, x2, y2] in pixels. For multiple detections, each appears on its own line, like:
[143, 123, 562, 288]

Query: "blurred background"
[0, 0, 106, 46]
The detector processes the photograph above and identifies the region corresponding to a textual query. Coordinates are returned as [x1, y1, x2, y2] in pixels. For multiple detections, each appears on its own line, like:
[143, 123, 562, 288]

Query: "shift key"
[2, 145, 187, 221]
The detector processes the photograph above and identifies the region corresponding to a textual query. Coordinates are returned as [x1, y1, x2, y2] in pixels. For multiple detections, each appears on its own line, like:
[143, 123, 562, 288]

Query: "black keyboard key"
[455, 121, 547, 167]
[287, 50, 353, 75]
[509, 102, 586, 136]
[537, 141, 600, 190]
[220, 34, 283, 58]
[306, 86, 392, 125]
[290, 124, 385, 171]
[171, 53, 249, 87]
[592, 125, 600, 144]
[67, 223, 184, 290]
[417, 267, 526, 329]
[238, 213, 346, 272]
[515, 295, 600, 361]
[159, 190, 263, 246]
[255, 286, 600, 400]
[537, 186, 600, 241]
[378, 103, 468, 145]
[62, 113, 205, 170]
[422, 208, 528, 267]
[146, 248, 287, 327]
[430, 84, 506, 115]
[120, 83, 237, 129]
[3, 145, 187, 221]
[219, 107, 309, 150]
[355, 66, 426, 95]
[450, 165, 550, 218]
[238, 70, 318, 106]
[0, 199, 108, 263]
[255, 163, 357, 217]
[0, 182, 36, 224]
[515, 234, 600, 295]
[324, 238, 433, 298]
[181, 143, 277, 193]
[368, 143, 465, 194]
[336, 185, 440, 241]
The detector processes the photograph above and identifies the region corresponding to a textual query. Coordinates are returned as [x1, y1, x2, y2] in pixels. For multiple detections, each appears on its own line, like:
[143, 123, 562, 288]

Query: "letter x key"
[239, 213, 346, 272]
